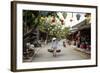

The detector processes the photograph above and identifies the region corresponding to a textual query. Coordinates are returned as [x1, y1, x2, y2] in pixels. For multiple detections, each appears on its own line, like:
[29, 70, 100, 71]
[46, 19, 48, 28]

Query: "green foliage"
[62, 27, 70, 38]
[23, 10, 70, 40]
[23, 10, 40, 30]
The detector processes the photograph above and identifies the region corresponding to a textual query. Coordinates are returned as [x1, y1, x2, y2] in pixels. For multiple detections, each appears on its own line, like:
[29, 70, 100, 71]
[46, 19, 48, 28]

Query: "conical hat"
[52, 37, 56, 40]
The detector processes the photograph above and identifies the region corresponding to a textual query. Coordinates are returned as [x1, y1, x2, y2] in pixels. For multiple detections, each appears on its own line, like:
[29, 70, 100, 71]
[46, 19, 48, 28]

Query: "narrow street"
[30, 40, 90, 62]
[23, 11, 91, 63]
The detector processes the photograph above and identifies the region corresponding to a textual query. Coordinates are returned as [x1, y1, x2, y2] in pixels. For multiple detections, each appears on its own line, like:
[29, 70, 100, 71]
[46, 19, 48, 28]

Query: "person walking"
[63, 41, 66, 47]
[51, 37, 58, 57]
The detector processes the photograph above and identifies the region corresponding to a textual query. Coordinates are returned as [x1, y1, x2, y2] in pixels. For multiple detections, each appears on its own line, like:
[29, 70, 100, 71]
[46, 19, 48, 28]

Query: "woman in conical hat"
[51, 37, 58, 57]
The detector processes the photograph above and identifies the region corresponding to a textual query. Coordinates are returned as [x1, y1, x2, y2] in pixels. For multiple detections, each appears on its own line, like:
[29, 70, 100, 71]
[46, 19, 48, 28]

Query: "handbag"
[48, 49, 54, 52]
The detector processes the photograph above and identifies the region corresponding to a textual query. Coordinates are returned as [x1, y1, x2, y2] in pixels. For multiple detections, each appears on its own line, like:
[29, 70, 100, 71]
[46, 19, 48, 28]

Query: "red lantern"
[52, 19, 55, 23]
[70, 19, 73, 22]
[60, 19, 64, 25]
[51, 16, 55, 23]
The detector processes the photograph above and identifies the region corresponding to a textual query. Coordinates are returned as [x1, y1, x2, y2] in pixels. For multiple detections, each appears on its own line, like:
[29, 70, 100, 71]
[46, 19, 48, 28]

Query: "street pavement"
[30, 40, 90, 62]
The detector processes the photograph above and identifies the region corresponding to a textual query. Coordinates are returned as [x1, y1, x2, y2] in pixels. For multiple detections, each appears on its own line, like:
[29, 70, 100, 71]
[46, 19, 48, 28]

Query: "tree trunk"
[45, 32, 48, 44]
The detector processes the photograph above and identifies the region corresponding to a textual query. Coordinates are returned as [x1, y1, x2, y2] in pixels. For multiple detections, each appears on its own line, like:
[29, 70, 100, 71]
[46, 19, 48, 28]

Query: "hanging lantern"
[70, 19, 73, 22]
[60, 19, 64, 25]
[84, 13, 91, 17]
[51, 16, 55, 23]
[76, 13, 81, 21]
[70, 12, 73, 22]
[62, 12, 67, 19]
[84, 13, 91, 24]
[51, 19, 55, 23]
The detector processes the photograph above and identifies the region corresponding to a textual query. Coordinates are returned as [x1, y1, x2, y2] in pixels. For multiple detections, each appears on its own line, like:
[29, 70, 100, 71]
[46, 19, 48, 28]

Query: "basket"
[48, 49, 61, 53]
[48, 49, 54, 52]
[56, 49, 61, 52]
